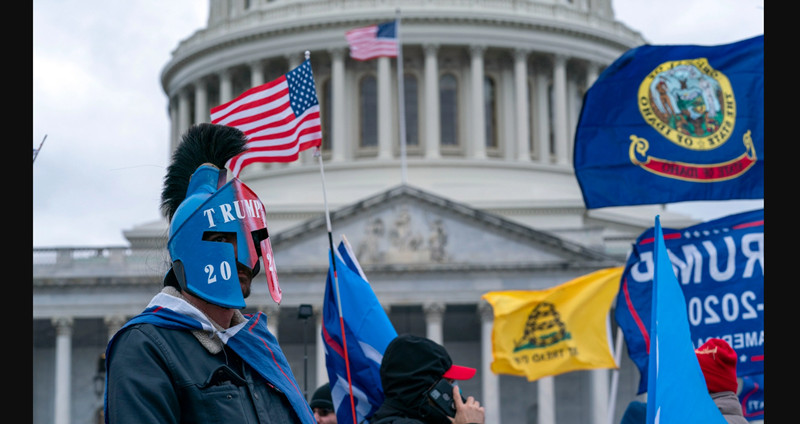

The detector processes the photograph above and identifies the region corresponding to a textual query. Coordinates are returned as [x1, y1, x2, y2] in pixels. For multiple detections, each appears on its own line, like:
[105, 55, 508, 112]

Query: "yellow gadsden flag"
[481, 267, 623, 381]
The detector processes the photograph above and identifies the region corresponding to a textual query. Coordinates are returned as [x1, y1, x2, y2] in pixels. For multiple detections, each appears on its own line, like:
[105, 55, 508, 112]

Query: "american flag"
[210, 59, 322, 178]
[345, 21, 398, 61]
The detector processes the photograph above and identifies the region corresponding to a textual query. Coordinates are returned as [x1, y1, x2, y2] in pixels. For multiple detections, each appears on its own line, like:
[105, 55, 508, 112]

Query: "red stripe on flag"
[209, 60, 322, 177]
[210, 77, 287, 123]
[322, 323, 345, 358]
[622, 276, 651, 353]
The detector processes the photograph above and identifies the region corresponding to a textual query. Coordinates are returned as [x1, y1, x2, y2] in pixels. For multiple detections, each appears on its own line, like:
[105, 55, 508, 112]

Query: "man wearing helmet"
[103, 124, 314, 423]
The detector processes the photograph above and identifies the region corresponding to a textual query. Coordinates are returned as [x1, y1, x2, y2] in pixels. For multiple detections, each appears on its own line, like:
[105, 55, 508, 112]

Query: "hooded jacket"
[369, 335, 457, 424]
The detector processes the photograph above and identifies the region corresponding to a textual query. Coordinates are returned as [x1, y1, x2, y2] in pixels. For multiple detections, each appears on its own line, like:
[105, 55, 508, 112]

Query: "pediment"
[270, 185, 619, 272]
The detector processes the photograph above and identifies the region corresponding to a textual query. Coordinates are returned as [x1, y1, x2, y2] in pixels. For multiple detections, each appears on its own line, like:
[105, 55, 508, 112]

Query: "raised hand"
[450, 385, 485, 424]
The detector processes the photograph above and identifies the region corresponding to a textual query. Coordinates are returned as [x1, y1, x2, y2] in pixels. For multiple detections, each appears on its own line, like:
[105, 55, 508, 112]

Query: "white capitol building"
[33, 1, 735, 424]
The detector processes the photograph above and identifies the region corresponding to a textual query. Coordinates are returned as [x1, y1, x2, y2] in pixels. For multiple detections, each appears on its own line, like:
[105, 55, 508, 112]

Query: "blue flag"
[616, 209, 764, 394]
[323, 238, 398, 424]
[739, 373, 764, 421]
[574, 35, 764, 209]
[646, 215, 727, 423]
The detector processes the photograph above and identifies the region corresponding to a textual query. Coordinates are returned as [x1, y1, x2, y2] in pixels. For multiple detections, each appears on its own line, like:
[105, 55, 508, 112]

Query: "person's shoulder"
[111, 322, 194, 349]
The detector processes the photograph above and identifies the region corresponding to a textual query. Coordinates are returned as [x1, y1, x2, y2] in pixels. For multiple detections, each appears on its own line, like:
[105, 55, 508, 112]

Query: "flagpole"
[607, 325, 625, 424]
[33, 134, 47, 163]
[310, 48, 357, 424]
[395, 10, 408, 185]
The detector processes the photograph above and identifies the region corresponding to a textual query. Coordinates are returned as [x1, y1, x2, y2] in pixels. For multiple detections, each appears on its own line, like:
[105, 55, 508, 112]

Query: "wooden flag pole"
[310, 49, 358, 424]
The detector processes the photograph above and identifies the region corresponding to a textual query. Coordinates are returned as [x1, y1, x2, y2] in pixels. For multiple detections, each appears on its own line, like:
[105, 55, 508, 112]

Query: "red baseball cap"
[443, 363, 477, 380]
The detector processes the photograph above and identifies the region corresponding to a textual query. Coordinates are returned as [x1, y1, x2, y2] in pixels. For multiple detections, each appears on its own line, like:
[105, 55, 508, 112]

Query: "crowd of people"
[102, 124, 748, 424]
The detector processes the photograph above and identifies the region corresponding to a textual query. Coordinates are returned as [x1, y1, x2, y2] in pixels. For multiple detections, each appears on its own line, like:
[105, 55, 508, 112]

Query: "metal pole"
[303, 316, 309, 400]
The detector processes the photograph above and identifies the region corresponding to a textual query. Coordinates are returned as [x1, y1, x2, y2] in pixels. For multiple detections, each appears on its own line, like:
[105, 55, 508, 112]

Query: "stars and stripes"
[345, 21, 398, 61]
[210, 59, 322, 178]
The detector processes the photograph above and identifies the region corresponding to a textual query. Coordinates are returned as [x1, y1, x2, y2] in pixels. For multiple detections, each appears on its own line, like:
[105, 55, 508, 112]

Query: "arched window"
[404, 73, 419, 146]
[484, 75, 497, 149]
[359, 75, 378, 148]
[440, 73, 458, 146]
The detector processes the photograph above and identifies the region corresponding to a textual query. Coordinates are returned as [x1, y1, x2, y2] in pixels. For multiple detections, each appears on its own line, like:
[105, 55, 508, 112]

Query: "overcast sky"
[32, 0, 764, 248]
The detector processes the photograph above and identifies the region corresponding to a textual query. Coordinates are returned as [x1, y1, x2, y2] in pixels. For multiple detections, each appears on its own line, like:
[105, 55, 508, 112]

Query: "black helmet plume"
[160, 123, 248, 222]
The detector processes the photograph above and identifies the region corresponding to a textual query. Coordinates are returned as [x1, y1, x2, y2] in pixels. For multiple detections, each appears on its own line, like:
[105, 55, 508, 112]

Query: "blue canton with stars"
[285, 59, 319, 116]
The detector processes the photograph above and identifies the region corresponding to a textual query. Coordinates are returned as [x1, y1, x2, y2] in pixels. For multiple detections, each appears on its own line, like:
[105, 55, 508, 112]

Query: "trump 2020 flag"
[646, 215, 727, 424]
[210, 58, 322, 177]
[574, 35, 764, 209]
[616, 209, 764, 394]
[739, 373, 764, 421]
[323, 238, 397, 424]
[481, 267, 622, 381]
[345, 21, 398, 61]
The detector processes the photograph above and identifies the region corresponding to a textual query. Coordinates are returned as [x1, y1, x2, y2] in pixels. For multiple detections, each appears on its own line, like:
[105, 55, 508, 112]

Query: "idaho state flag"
[481, 267, 622, 381]
[574, 35, 763, 209]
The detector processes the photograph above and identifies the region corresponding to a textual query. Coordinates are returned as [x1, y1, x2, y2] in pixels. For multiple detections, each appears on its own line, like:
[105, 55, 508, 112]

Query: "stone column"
[586, 61, 600, 88]
[470, 45, 487, 159]
[377, 56, 393, 160]
[534, 63, 550, 164]
[590, 369, 609, 424]
[250, 60, 265, 88]
[514, 49, 531, 162]
[53, 317, 73, 424]
[552, 54, 569, 165]
[330, 48, 347, 162]
[423, 44, 441, 159]
[194, 79, 208, 125]
[169, 99, 179, 153]
[538, 376, 555, 424]
[479, 301, 500, 424]
[423, 302, 445, 344]
[178, 89, 191, 138]
[567, 79, 579, 160]
[219, 69, 233, 105]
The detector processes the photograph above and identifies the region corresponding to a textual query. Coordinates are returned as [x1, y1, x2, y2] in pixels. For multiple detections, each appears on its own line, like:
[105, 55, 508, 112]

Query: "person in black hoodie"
[370, 334, 485, 424]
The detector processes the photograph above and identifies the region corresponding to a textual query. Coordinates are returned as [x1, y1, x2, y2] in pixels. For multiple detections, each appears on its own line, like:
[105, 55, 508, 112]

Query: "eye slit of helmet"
[251, 228, 269, 257]
[202, 231, 238, 245]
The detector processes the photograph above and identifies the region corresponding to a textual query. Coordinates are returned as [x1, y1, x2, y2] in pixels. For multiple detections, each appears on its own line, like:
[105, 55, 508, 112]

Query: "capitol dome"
[149, 0, 696, 255]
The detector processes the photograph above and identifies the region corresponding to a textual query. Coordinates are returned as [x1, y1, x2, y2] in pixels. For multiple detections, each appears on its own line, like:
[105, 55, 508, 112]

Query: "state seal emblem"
[629, 58, 756, 182]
